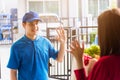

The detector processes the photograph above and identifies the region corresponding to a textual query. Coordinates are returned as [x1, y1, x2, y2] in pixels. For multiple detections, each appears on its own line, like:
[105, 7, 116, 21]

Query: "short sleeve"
[7, 44, 20, 69]
[48, 40, 58, 59]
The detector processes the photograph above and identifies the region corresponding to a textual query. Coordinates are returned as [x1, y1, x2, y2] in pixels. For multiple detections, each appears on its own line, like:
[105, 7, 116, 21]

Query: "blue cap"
[22, 11, 42, 22]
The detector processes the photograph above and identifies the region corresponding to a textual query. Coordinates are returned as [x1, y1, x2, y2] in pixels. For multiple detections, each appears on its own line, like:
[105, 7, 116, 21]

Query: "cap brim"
[27, 18, 42, 22]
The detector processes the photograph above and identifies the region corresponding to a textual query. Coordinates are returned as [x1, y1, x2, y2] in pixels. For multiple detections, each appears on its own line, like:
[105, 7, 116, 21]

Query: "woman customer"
[68, 8, 120, 80]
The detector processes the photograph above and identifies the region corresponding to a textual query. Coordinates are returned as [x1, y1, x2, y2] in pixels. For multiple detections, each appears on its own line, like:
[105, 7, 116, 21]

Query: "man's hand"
[56, 27, 66, 44]
[55, 27, 66, 62]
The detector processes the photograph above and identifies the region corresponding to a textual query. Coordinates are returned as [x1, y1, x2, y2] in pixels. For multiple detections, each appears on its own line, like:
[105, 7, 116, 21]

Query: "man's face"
[23, 20, 40, 37]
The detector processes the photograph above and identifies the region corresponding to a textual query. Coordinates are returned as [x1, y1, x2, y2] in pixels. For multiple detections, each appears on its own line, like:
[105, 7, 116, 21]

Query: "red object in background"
[84, 55, 92, 66]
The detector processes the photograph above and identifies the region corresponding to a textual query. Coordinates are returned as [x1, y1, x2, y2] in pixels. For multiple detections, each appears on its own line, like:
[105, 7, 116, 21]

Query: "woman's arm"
[74, 68, 87, 80]
[69, 40, 84, 69]
[67, 40, 88, 80]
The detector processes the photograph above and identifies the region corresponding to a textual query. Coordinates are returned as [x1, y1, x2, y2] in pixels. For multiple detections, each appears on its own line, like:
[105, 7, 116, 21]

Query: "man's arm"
[10, 69, 17, 80]
[56, 42, 65, 62]
[56, 27, 66, 62]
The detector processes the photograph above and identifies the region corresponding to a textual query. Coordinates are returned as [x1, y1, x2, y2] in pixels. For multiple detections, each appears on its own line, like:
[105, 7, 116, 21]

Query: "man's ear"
[22, 23, 26, 29]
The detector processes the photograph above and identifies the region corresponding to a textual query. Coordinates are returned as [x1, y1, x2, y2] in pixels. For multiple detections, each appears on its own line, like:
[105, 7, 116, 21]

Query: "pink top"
[74, 55, 120, 80]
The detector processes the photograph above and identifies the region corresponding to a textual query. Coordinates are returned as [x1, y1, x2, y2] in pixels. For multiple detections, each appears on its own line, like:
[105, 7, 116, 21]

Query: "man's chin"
[31, 32, 37, 36]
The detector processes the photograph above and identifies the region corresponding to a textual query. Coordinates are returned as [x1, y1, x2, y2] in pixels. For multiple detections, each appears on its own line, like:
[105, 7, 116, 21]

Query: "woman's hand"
[70, 40, 84, 59]
[68, 39, 84, 68]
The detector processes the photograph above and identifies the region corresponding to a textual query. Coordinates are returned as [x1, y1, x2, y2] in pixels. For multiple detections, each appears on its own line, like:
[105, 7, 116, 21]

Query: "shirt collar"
[23, 35, 39, 42]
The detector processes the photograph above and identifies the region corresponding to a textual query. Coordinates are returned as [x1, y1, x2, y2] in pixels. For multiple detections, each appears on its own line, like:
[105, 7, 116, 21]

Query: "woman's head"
[98, 8, 120, 57]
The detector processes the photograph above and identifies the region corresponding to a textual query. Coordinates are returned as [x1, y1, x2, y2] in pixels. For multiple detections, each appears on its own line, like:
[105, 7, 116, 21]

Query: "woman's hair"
[98, 8, 120, 57]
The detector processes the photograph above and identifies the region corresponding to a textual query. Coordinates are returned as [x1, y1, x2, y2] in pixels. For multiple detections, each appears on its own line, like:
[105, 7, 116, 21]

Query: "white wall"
[69, 0, 78, 18]
[68, 0, 79, 27]
[60, 0, 69, 18]
[17, 0, 27, 38]
[0, 0, 18, 13]
[79, 0, 88, 26]
[0, 0, 26, 18]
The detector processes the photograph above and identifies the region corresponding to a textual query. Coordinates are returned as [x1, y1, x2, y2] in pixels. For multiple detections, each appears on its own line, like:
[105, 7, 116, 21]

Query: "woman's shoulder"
[94, 55, 120, 67]
[99, 55, 120, 62]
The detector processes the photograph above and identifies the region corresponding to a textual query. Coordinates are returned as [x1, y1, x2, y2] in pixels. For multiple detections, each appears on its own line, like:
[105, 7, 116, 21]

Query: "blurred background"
[0, 0, 119, 80]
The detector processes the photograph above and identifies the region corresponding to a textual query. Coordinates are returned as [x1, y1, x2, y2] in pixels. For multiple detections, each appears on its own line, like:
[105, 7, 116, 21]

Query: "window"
[88, 0, 109, 17]
[28, 0, 59, 15]
[29, 1, 43, 13]
[88, 0, 98, 17]
[99, 0, 109, 13]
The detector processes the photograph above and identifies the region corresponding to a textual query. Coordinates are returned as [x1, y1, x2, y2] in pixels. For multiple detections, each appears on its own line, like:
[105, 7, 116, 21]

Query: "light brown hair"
[98, 8, 120, 57]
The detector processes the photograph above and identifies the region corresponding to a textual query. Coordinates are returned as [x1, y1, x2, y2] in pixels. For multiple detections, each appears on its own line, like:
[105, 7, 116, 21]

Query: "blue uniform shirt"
[7, 35, 58, 80]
